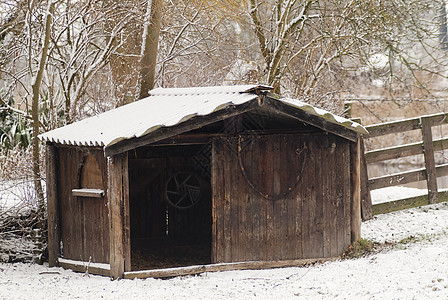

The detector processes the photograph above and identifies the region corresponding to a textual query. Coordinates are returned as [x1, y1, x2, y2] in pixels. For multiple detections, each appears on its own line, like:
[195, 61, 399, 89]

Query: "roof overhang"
[39, 85, 367, 156]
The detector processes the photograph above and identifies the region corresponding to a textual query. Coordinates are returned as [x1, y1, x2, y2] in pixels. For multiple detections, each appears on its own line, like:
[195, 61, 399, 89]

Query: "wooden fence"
[362, 112, 448, 216]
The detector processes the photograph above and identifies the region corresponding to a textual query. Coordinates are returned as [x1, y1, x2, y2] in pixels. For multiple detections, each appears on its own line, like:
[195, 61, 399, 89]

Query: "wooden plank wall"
[212, 133, 352, 263]
[57, 147, 110, 264]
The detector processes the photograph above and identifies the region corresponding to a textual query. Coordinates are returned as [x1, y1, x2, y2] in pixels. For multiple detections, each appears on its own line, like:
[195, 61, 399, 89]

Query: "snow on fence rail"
[363, 112, 448, 216]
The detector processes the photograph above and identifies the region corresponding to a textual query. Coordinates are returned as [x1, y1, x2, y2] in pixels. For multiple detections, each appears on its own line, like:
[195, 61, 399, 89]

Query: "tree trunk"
[31, 0, 55, 264]
[137, 0, 163, 99]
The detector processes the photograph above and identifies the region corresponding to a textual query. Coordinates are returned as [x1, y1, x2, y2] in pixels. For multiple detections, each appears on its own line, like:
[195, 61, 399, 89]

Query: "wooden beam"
[420, 116, 438, 203]
[123, 257, 335, 279]
[365, 112, 448, 138]
[46, 143, 59, 267]
[366, 137, 448, 163]
[372, 190, 448, 215]
[368, 163, 448, 190]
[359, 139, 372, 221]
[262, 97, 359, 142]
[350, 138, 362, 243]
[105, 101, 259, 156]
[372, 194, 430, 215]
[366, 141, 423, 163]
[107, 153, 129, 279]
[122, 154, 131, 272]
[58, 258, 110, 277]
[72, 188, 104, 198]
[365, 118, 421, 138]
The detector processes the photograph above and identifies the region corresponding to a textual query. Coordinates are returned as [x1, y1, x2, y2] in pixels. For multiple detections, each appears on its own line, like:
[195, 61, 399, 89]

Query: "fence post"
[420, 116, 438, 203]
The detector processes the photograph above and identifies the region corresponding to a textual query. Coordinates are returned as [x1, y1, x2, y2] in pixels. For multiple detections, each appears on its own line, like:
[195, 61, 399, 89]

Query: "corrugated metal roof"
[277, 97, 368, 134]
[39, 85, 269, 147]
[39, 85, 367, 150]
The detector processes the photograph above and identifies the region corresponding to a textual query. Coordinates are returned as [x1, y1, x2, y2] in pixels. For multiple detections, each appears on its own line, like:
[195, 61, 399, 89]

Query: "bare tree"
[137, 0, 164, 99]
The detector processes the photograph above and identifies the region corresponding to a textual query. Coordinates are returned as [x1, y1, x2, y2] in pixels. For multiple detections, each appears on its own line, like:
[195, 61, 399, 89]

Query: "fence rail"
[362, 112, 448, 216]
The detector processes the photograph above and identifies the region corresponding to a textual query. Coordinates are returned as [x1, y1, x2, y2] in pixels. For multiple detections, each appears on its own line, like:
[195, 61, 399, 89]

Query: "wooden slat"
[312, 139, 323, 258]
[372, 195, 429, 215]
[72, 188, 104, 198]
[46, 143, 59, 267]
[350, 138, 361, 243]
[58, 259, 110, 277]
[322, 138, 331, 257]
[107, 154, 127, 279]
[359, 138, 373, 220]
[365, 112, 448, 138]
[365, 118, 421, 138]
[265, 136, 275, 261]
[123, 257, 335, 279]
[251, 137, 261, 261]
[366, 137, 448, 163]
[223, 144, 232, 262]
[122, 153, 131, 272]
[368, 163, 448, 190]
[420, 117, 438, 203]
[211, 139, 219, 263]
[366, 141, 423, 163]
[372, 190, 448, 215]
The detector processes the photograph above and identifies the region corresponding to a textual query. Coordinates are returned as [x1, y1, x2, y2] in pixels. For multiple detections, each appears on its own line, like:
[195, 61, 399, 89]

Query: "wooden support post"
[359, 138, 373, 220]
[107, 153, 130, 279]
[350, 137, 362, 243]
[420, 117, 438, 203]
[46, 143, 59, 267]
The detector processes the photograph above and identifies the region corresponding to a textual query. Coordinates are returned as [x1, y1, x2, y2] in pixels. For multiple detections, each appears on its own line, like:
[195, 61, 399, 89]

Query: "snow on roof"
[38, 85, 367, 151]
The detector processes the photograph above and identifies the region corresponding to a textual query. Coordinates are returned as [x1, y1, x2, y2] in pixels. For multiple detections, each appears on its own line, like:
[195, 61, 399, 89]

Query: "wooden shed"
[39, 85, 367, 279]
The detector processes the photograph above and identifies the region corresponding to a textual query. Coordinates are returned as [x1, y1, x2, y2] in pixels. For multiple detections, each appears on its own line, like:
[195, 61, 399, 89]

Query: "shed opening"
[128, 143, 212, 271]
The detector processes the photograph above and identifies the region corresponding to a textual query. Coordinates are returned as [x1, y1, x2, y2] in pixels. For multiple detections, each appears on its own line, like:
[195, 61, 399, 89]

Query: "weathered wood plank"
[257, 137, 268, 261]
[365, 113, 448, 138]
[312, 139, 323, 258]
[122, 153, 131, 272]
[72, 188, 105, 198]
[420, 117, 438, 203]
[223, 141, 232, 262]
[123, 257, 335, 279]
[294, 139, 304, 259]
[211, 139, 219, 263]
[230, 139, 239, 262]
[302, 139, 314, 259]
[366, 137, 448, 163]
[322, 138, 331, 258]
[251, 137, 261, 261]
[46, 143, 59, 267]
[365, 118, 421, 138]
[58, 258, 110, 277]
[264, 136, 275, 261]
[336, 140, 347, 254]
[365, 141, 423, 163]
[368, 164, 448, 190]
[350, 138, 361, 243]
[107, 154, 127, 279]
[343, 142, 352, 248]
[372, 190, 448, 215]
[282, 135, 294, 260]
[359, 138, 372, 220]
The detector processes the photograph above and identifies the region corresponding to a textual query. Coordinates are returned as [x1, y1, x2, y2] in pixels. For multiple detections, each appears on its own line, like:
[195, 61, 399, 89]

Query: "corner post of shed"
[107, 152, 130, 279]
[350, 136, 362, 243]
[46, 142, 60, 267]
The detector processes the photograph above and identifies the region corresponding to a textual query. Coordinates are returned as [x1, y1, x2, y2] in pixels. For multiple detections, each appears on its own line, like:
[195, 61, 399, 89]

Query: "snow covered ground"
[1, 186, 448, 299]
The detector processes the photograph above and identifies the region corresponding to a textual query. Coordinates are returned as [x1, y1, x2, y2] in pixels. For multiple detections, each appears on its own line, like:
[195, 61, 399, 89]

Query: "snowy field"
[1, 186, 448, 299]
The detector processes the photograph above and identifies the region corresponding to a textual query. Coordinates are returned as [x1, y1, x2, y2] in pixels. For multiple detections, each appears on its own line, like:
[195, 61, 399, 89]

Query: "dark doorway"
[128, 144, 212, 271]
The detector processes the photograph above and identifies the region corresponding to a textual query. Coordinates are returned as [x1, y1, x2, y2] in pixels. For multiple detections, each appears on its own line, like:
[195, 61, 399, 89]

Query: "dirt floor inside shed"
[130, 238, 211, 270]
